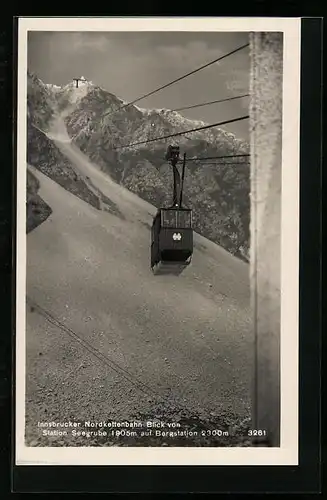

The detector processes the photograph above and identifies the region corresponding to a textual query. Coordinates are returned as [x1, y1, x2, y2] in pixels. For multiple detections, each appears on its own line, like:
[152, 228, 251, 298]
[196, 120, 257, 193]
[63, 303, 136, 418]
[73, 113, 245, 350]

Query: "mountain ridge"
[26, 72, 111, 220]
[26, 71, 250, 261]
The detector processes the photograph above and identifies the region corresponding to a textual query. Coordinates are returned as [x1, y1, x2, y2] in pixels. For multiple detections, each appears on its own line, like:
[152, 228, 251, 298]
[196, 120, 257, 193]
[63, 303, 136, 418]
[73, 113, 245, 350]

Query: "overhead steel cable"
[185, 153, 250, 162]
[114, 115, 249, 150]
[102, 42, 249, 118]
[171, 94, 249, 112]
[194, 161, 250, 166]
[184, 159, 250, 166]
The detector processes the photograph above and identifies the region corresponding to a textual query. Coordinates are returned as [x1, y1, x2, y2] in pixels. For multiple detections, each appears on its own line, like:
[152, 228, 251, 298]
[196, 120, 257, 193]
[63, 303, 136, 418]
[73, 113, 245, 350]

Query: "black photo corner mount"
[4, 16, 322, 494]
[0, 16, 16, 499]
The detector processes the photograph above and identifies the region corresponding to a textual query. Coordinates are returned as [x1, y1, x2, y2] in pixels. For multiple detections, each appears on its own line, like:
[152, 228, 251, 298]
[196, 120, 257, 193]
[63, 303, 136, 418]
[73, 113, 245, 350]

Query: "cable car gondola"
[151, 146, 193, 276]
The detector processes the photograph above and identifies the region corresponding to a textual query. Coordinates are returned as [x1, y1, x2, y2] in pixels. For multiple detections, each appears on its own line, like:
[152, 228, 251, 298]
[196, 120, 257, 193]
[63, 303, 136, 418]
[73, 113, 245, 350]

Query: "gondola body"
[151, 207, 193, 275]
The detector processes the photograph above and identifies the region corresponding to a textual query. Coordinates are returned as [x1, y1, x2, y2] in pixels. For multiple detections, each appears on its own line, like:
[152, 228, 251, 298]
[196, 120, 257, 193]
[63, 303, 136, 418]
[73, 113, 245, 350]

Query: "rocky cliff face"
[64, 85, 250, 260]
[26, 168, 52, 233]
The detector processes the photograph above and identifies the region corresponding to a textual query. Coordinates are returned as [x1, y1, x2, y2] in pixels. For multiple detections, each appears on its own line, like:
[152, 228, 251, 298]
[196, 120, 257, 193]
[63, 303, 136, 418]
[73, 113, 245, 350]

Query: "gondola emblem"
[173, 232, 182, 241]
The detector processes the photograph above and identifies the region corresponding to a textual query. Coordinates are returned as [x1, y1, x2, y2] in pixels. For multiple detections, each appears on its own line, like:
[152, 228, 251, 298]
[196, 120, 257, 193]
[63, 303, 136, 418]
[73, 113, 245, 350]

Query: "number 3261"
[248, 429, 267, 436]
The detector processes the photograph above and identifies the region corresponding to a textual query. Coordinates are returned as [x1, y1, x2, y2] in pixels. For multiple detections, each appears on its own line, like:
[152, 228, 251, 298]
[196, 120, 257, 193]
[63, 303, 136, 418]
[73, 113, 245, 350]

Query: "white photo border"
[15, 16, 301, 466]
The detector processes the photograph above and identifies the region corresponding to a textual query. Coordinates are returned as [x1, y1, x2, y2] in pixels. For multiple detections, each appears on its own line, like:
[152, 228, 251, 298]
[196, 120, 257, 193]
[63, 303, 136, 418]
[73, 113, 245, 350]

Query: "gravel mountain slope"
[25, 157, 253, 447]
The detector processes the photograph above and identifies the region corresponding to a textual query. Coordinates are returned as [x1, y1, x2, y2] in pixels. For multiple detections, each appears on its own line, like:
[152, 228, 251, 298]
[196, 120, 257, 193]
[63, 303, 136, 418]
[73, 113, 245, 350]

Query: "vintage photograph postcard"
[15, 16, 300, 466]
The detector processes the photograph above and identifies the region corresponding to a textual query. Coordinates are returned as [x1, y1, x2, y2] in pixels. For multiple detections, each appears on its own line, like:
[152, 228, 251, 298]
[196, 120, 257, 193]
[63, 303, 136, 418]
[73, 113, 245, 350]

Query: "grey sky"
[28, 31, 250, 141]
